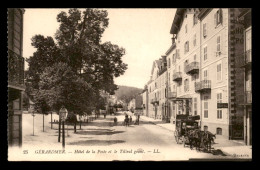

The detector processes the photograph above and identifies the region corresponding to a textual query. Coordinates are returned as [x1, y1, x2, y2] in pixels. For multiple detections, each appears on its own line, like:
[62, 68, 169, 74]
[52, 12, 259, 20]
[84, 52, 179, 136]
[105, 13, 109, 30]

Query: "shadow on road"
[75, 130, 124, 136]
[67, 140, 125, 146]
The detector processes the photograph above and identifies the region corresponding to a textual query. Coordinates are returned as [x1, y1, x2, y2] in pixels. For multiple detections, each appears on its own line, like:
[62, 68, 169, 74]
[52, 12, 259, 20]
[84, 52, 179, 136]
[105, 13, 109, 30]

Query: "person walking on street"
[129, 116, 132, 125]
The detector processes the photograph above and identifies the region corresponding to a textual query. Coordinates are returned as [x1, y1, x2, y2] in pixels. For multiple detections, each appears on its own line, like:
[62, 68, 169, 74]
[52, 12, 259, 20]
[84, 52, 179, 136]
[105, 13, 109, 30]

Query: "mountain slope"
[114, 85, 143, 103]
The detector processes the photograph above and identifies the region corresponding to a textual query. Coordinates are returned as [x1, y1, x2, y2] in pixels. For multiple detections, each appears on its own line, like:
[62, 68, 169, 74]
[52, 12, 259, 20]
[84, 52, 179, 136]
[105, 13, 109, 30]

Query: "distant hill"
[115, 85, 143, 103]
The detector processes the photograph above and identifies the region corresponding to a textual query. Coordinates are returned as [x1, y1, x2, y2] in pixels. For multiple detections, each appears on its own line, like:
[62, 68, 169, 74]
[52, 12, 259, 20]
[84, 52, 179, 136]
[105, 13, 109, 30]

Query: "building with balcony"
[146, 56, 168, 120]
[8, 8, 25, 147]
[238, 8, 251, 145]
[166, 8, 248, 141]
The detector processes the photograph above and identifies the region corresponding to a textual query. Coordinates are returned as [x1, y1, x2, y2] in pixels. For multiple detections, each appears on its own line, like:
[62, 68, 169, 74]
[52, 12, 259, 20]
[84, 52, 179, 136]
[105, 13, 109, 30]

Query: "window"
[204, 126, 208, 131]
[178, 103, 181, 115]
[172, 53, 176, 63]
[176, 49, 180, 59]
[184, 60, 189, 72]
[168, 58, 171, 68]
[203, 46, 207, 61]
[216, 128, 222, 135]
[217, 93, 223, 119]
[203, 23, 207, 37]
[214, 9, 223, 27]
[184, 79, 189, 92]
[203, 69, 208, 80]
[185, 24, 188, 33]
[194, 54, 197, 61]
[193, 34, 196, 47]
[173, 103, 176, 118]
[217, 110, 222, 119]
[193, 14, 197, 26]
[194, 98, 197, 115]
[184, 41, 189, 53]
[217, 63, 222, 81]
[217, 36, 221, 53]
[204, 96, 208, 118]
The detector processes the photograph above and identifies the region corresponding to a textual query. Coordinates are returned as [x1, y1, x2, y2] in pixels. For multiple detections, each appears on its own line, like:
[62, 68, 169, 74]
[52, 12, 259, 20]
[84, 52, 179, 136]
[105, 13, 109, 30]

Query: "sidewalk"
[140, 116, 252, 159]
[140, 116, 175, 132]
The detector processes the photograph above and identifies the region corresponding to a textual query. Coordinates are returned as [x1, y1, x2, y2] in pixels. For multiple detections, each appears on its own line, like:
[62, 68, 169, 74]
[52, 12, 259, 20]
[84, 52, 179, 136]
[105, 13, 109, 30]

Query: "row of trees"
[26, 9, 128, 126]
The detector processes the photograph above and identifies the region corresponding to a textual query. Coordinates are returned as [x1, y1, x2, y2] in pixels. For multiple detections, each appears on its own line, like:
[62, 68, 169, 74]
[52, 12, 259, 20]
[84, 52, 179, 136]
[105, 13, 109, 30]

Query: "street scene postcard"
[7, 8, 252, 161]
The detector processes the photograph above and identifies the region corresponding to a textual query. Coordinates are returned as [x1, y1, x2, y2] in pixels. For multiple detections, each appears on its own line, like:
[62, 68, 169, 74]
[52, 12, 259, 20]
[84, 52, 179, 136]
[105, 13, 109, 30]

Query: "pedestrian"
[114, 117, 117, 126]
[129, 116, 132, 125]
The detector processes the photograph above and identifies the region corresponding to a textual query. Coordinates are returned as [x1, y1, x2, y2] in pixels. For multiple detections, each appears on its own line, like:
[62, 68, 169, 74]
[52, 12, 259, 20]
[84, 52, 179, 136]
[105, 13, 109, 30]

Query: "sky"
[23, 8, 176, 89]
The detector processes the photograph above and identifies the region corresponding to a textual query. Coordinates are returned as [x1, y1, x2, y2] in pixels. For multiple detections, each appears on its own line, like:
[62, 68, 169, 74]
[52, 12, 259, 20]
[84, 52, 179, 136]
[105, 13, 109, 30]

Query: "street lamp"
[59, 106, 68, 149]
[31, 111, 35, 136]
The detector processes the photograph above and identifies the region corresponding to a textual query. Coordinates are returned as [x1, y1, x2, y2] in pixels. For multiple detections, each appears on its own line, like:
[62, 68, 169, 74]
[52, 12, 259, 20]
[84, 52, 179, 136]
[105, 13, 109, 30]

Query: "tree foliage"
[26, 8, 128, 114]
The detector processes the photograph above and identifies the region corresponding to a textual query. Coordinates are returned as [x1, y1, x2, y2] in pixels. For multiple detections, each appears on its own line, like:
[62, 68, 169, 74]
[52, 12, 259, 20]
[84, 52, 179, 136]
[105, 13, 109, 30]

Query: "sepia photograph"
[7, 8, 252, 161]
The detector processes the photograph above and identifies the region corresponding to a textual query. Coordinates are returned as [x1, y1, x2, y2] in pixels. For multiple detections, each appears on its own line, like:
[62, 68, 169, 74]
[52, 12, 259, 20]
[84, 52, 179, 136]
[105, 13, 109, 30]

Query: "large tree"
[26, 8, 128, 114]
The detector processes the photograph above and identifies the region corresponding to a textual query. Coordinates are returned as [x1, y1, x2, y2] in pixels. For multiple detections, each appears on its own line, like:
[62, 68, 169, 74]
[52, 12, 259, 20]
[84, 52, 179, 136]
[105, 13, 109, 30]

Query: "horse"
[124, 117, 129, 126]
[200, 131, 216, 152]
[186, 129, 202, 151]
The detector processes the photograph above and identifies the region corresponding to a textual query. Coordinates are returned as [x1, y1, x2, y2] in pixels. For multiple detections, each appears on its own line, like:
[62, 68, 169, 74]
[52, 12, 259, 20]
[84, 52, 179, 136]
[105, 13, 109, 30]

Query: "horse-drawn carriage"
[174, 115, 200, 144]
[174, 115, 216, 152]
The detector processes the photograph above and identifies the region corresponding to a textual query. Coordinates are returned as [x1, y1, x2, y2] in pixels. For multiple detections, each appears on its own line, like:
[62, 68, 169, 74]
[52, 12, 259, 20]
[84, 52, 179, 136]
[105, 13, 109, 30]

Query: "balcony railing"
[172, 72, 182, 81]
[195, 80, 211, 93]
[245, 91, 252, 104]
[168, 92, 177, 99]
[185, 62, 199, 75]
[150, 97, 159, 104]
[8, 50, 25, 89]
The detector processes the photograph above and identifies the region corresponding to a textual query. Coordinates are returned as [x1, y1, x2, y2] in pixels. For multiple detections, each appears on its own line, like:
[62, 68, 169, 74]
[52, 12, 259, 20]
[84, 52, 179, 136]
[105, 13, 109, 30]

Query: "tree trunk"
[43, 113, 44, 132]
[80, 121, 81, 130]
[74, 122, 76, 133]
[51, 111, 53, 129]
[58, 117, 61, 142]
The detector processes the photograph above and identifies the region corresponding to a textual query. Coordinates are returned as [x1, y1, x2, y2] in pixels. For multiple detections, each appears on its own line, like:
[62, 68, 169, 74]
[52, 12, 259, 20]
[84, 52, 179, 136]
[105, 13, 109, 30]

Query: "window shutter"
[214, 12, 217, 26]
[220, 8, 223, 24]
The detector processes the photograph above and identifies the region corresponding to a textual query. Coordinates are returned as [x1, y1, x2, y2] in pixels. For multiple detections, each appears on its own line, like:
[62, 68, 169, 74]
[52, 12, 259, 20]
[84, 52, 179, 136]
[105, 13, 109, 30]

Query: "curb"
[140, 118, 175, 133]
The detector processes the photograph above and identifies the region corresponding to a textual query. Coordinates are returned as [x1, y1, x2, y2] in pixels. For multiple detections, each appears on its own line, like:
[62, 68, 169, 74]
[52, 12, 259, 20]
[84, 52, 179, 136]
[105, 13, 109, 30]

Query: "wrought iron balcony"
[185, 62, 199, 75]
[168, 92, 177, 99]
[195, 80, 211, 93]
[172, 72, 182, 81]
[150, 97, 159, 104]
[8, 50, 25, 90]
[245, 91, 252, 104]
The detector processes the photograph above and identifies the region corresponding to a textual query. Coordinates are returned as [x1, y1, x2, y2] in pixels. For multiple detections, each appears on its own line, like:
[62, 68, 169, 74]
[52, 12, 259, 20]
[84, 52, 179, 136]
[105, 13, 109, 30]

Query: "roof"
[238, 8, 251, 18]
[170, 8, 186, 34]
[165, 43, 176, 55]
[197, 8, 213, 20]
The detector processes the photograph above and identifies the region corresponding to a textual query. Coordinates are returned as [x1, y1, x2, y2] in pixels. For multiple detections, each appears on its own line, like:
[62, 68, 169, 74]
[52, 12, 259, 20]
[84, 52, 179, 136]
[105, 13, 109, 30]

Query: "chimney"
[161, 55, 167, 67]
[171, 37, 175, 44]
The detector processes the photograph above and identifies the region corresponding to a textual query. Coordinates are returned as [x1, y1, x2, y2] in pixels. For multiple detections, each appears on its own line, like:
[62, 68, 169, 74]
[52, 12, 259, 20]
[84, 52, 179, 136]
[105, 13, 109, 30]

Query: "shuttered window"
[203, 23, 207, 37]
[217, 63, 222, 81]
[217, 36, 221, 52]
[215, 9, 223, 27]
[204, 46, 207, 61]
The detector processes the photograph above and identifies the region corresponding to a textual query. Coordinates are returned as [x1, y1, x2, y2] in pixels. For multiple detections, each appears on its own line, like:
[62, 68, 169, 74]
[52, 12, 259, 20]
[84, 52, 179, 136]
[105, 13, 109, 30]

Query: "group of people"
[112, 112, 140, 127]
